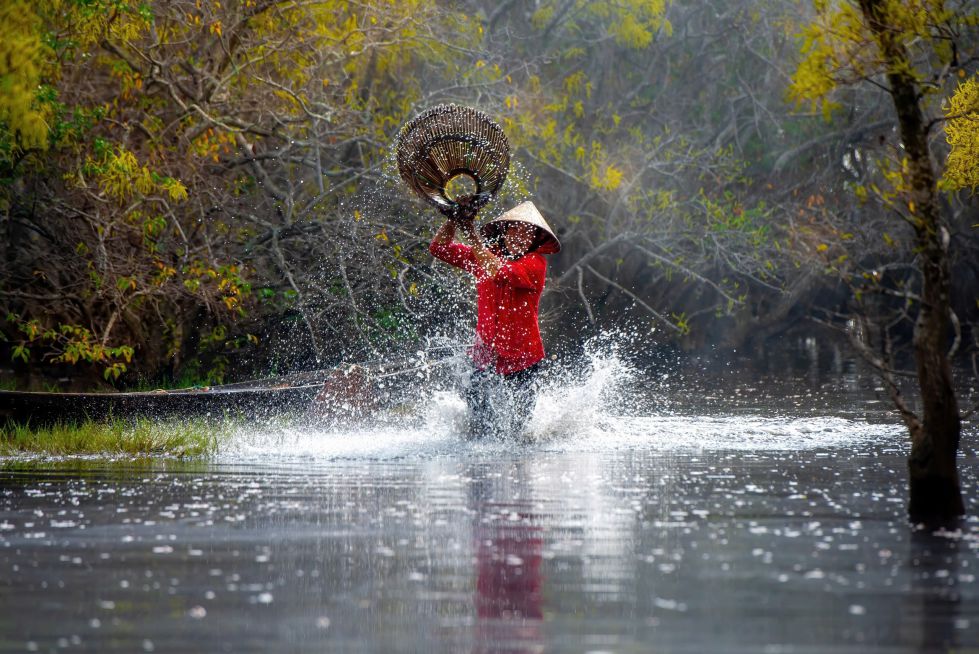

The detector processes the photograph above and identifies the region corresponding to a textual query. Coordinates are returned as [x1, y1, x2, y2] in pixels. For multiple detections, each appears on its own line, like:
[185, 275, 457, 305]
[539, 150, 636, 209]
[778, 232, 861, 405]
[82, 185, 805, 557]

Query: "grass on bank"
[0, 418, 226, 457]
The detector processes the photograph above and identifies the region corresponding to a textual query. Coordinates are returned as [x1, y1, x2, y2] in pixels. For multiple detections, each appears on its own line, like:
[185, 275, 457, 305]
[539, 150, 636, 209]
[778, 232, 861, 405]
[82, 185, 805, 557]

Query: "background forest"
[1, 0, 978, 390]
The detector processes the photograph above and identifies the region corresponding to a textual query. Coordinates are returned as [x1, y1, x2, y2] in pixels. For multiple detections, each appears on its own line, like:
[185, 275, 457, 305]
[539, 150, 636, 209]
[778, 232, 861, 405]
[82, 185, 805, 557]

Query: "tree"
[0, 0, 475, 384]
[789, 0, 979, 525]
[455, 0, 800, 346]
[3, 0, 976, 400]
[2, 0, 808, 383]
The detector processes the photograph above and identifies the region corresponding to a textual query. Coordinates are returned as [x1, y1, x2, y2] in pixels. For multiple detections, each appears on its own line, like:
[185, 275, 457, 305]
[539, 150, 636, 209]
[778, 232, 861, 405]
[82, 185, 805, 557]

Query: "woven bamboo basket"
[395, 104, 510, 212]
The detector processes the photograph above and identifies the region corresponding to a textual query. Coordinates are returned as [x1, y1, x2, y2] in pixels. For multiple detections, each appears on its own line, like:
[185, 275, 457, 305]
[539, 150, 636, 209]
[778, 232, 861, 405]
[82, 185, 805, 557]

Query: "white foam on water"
[565, 414, 904, 452]
[521, 346, 903, 451]
[217, 341, 904, 461]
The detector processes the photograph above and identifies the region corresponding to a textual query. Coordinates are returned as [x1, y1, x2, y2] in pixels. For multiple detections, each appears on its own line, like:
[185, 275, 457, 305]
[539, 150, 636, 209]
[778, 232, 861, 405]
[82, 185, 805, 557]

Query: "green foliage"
[5, 313, 134, 380]
[369, 307, 419, 347]
[700, 190, 772, 249]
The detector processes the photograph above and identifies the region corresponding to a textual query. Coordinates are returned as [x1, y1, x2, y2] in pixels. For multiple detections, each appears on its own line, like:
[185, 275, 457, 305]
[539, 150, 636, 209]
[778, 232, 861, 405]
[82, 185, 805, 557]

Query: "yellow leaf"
[816, 243, 829, 252]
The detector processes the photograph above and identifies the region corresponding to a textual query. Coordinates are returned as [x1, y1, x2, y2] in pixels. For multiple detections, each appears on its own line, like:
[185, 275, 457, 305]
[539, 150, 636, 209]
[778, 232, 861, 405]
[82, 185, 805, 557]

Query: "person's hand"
[440, 194, 479, 224]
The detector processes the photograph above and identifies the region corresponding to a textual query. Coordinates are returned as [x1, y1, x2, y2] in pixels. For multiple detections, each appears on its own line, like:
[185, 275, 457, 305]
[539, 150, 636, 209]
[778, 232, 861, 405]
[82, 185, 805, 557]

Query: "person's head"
[502, 222, 540, 258]
[481, 201, 561, 258]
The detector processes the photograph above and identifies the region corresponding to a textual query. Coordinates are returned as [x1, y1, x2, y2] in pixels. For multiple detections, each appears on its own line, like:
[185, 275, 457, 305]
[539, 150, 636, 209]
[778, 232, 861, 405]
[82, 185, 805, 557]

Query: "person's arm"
[431, 194, 498, 276]
[457, 218, 502, 278]
[431, 219, 457, 250]
[430, 196, 493, 273]
[429, 219, 475, 270]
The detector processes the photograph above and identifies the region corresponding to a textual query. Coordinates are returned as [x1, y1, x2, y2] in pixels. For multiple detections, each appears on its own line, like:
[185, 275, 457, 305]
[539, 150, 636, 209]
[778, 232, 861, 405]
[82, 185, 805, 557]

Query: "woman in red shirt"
[429, 200, 560, 439]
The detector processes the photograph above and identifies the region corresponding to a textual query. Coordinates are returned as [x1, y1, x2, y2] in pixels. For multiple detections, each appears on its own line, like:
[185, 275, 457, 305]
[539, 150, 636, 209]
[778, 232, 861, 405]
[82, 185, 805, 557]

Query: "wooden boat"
[0, 371, 323, 424]
[0, 356, 456, 424]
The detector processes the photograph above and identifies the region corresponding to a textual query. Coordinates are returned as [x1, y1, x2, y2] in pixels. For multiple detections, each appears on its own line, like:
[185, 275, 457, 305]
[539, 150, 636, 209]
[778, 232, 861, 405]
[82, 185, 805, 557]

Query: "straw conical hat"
[481, 201, 561, 254]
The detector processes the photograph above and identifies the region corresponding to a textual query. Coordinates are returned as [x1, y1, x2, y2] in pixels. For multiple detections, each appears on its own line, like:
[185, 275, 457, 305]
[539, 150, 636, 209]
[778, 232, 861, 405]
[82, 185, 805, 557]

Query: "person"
[429, 198, 561, 439]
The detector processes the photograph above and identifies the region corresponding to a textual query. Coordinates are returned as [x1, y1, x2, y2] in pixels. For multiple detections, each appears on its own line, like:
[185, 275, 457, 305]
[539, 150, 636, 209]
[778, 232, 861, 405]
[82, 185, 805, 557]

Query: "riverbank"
[0, 418, 223, 457]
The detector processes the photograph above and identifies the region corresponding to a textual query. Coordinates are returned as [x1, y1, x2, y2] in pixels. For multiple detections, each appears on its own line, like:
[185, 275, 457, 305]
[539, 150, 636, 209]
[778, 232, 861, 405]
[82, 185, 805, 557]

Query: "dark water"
[2, 349, 978, 653]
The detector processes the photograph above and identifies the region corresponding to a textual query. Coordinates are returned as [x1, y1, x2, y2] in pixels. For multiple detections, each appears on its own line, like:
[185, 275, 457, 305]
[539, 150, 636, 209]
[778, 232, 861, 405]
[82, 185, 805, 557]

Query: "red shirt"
[429, 240, 547, 374]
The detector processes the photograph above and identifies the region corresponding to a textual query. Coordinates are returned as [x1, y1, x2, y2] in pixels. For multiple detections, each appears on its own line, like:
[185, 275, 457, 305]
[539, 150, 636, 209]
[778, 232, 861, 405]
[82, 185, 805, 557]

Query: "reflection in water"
[470, 466, 543, 653]
[2, 436, 978, 652]
[905, 529, 963, 651]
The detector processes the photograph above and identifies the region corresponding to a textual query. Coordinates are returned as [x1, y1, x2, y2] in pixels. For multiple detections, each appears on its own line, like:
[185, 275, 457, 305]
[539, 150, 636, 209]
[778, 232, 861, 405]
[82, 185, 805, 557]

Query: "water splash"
[526, 340, 639, 443]
[218, 334, 904, 461]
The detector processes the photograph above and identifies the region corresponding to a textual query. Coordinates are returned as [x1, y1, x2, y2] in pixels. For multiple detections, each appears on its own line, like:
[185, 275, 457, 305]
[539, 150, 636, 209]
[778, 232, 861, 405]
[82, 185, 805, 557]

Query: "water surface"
[2, 352, 977, 653]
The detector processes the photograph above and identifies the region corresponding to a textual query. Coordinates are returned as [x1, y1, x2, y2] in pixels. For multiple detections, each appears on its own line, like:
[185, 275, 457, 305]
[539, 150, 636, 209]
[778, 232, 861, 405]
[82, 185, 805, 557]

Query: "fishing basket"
[395, 104, 510, 213]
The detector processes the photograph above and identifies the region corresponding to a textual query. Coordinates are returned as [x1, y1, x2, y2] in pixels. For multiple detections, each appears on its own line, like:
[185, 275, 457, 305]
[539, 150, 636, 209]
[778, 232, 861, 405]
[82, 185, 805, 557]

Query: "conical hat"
[480, 201, 561, 254]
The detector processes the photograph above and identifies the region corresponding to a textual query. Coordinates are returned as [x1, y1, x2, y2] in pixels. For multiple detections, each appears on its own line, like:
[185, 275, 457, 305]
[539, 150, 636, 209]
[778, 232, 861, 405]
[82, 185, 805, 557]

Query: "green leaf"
[12, 344, 29, 363]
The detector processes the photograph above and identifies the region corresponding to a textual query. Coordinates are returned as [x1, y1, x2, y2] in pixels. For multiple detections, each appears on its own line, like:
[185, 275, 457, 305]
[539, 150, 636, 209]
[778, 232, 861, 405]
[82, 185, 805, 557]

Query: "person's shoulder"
[512, 251, 546, 274]
[432, 240, 474, 254]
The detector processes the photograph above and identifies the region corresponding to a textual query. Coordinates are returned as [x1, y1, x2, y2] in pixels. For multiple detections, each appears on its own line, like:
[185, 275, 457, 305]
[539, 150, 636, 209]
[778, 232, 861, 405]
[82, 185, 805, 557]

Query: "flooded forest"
[2, 2, 979, 652]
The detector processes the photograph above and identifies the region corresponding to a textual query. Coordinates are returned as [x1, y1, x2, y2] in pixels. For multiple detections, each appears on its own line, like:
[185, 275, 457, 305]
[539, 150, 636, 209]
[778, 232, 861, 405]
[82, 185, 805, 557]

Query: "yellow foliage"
[788, 0, 964, 116]
[587, 142, 624, 191]
[787, 2, 865, 116]
[529, 0, 670, 50]
[564, 71, 590, 97]
[590, 0, 671, 47]
[593, 164, 624, 191]
[162, 178, 189, 202]
[0, 0, 50, 151]
[87, 146, 189, 206]
[1, 0, 152, 152]
[45, 0, 150, 51]
[530, 5, 556, 30]
[942, 75, 979, 190]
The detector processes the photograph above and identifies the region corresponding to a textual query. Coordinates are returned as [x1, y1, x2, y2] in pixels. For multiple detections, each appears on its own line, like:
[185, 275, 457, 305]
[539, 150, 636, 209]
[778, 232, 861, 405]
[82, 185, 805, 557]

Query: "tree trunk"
[859, 0, 964, 525]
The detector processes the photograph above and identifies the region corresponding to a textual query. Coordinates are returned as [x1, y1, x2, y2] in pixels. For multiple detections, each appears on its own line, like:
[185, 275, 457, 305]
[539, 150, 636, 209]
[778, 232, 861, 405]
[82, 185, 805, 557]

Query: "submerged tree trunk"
[859, 0, 964, 525]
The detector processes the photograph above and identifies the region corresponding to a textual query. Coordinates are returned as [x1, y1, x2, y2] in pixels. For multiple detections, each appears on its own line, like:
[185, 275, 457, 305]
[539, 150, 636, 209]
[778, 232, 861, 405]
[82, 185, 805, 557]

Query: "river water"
[1, 343, 978, 653]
